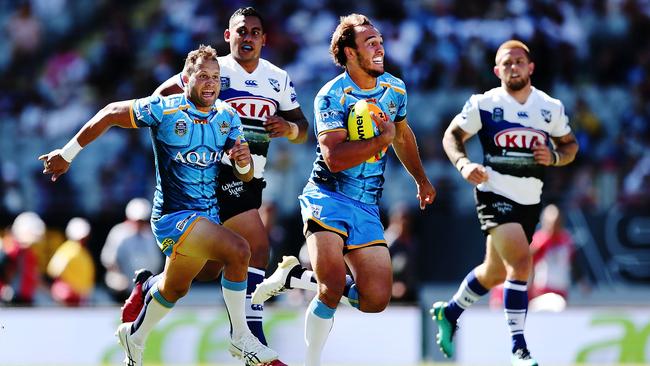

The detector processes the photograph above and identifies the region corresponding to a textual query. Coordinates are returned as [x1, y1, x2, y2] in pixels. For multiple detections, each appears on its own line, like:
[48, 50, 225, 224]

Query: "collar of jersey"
[183, 95, 219, 118]
[344, 71, 379, 92]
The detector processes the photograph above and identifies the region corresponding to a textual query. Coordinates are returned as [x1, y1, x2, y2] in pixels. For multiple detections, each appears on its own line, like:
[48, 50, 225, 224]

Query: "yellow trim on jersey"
[380, 82, 405, 95]
[317, 128, 347, 137]
[345, 239, 387, 250]
[128, 100, 137, 128]
[307, 217, 348, 237]
[163, 104, 190, 115]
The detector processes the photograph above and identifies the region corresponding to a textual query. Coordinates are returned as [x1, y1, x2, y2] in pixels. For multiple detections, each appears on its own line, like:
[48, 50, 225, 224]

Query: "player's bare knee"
[318, 281, 344, 307]
[226, 237, 251, 265]
[360, 296, 389, 313]
[162, 283, 191, 302]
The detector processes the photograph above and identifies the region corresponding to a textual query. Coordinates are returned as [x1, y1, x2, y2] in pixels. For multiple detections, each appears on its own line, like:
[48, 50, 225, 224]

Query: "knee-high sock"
[289, 267, 358, 308]
[131, 282, 174, 346]
[222, 276, 248, 338]
[305, 297, 335, 366]
[504, 279, 528, 352]
[246, 267, 267, 345]
[142, 273, 162, 294]
[445, 270, 489, 323]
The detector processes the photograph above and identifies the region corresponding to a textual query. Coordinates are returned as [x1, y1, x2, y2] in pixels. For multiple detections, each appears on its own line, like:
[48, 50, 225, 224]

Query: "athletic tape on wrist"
[552, 150, 560, 166]
[235, 163, 251, 174]
[60, 139, 83, 163]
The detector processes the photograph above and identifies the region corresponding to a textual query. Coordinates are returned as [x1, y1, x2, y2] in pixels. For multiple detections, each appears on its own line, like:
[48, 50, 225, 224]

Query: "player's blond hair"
[183, 44, 219, 76]
[495, 40, 531, 64]
[330, 13, 374, 68]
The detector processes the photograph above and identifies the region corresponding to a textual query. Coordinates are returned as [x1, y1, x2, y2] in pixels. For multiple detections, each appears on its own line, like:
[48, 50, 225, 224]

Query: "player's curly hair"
[330, 13, 374, 69]
[230, 7, 265, 32]
[183, 44, 218, 76]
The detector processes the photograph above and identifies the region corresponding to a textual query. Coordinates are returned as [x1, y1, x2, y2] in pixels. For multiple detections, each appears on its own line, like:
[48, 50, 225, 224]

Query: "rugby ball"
[347, 99, 388, 163]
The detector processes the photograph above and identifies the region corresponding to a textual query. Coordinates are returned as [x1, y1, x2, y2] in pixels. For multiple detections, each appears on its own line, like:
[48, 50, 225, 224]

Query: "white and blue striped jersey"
[309, 71, 407, 205]
[454, 86, 571, 204]
[130, 94, 244, 219]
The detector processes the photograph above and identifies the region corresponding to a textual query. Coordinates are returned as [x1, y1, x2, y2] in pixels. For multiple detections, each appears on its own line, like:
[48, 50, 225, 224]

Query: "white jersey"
[177, 54, 300, 178]
[453, 86, 571, 204]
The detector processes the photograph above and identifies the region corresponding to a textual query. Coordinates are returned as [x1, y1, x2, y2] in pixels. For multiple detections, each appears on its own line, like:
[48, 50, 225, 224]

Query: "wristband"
[287, 122, 299, 140]
[60, 139, 83, 163]
[455, 157, 470, 172]
[551, 150, 560, 166]
[235, 163, 251, 174]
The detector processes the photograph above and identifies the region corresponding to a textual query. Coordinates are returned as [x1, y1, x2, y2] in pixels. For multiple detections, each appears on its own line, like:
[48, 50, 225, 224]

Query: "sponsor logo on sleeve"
[220, 76, 230, 90]
[268, 78, 280, 92]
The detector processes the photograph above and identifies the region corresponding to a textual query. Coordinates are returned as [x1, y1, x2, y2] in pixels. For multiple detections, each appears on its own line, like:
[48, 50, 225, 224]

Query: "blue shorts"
[151, 210, 220, 257]
[299, 182, 386, 252]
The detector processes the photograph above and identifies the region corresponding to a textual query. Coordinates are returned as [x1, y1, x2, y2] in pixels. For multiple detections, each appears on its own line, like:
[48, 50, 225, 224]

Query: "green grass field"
[18, 364, 648, 366]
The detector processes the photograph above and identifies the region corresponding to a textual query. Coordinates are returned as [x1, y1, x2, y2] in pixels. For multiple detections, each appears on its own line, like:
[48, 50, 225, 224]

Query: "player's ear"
[344, 47, 355, 62]
[528, 61, 535, 75]
[493, 65, 501, 78]
[224, 28, 231, 42]
[262, 33, 267, 47]
[181, 73, 189, 84]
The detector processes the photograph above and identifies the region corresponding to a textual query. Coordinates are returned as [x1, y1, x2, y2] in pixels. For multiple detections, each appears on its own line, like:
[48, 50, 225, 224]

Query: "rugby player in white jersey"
[431, 40, 579, 366]
[120, 7, 307, 366]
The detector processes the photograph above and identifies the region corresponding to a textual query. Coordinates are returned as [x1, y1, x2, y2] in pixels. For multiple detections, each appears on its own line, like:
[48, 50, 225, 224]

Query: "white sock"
[131, 283, 174, 345]
[221, 277, 248, 338]
[304, 297, 335, 366]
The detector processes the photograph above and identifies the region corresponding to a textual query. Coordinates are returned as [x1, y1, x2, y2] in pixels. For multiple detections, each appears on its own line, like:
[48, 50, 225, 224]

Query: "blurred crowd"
[1, 0, 649, 305]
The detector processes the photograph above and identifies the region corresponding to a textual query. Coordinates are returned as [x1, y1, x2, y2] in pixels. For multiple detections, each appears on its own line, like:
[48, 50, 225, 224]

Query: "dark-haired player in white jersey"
[120, 7, 307, 366]
[430, 40, 579, 366]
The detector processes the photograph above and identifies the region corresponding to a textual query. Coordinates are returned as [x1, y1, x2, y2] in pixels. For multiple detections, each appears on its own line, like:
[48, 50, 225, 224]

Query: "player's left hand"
[416, 179, 436, 210]
[263, 115, 293, 139]
[532, 141, 553, 166]
[228, 136, 251, 167]
[39, 150, 70, 182]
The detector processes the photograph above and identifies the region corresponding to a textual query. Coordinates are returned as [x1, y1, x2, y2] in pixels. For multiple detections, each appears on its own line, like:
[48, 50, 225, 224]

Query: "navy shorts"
[474, 189, 542, 243]
[217, 165, 266, 222]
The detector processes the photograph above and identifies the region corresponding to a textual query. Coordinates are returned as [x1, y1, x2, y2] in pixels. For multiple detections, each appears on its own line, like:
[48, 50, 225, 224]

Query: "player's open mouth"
[372, 57, 383, 65]
[202, 91, 215, 98]
[241, 44, 254, 52]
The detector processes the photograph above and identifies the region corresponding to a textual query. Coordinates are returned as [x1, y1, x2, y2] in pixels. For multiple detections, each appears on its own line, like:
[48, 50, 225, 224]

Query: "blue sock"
[342, 276, 360, 309]
[446, 270, 489, 323]
[246, 268, 267, 345]
[309, 298, 336, 319]
[503, 280, 529, 352]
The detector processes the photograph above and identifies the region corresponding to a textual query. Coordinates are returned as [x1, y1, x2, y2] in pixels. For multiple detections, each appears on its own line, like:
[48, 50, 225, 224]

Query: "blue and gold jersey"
[129, 94, 245, 219]
[309, 71, 407, 205]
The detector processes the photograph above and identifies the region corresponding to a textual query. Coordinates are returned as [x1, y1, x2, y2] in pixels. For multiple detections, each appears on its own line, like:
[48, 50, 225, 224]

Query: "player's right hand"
[372, 111, 395, 144]
[228, 136, 251, 168]
[39, 150, 70, 182]
[461, 163, 488, 185]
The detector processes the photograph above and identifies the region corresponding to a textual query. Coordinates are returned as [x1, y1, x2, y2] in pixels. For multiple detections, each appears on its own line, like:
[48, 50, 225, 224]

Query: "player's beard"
[358, 54, 384, 78]
[506, 74, 529, 91]
[191, 88, 215, 108]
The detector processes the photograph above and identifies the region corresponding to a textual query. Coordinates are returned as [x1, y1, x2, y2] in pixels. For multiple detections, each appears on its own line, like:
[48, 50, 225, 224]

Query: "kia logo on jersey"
[494, 128, 547, 149]
[226, 96, 277, 120]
